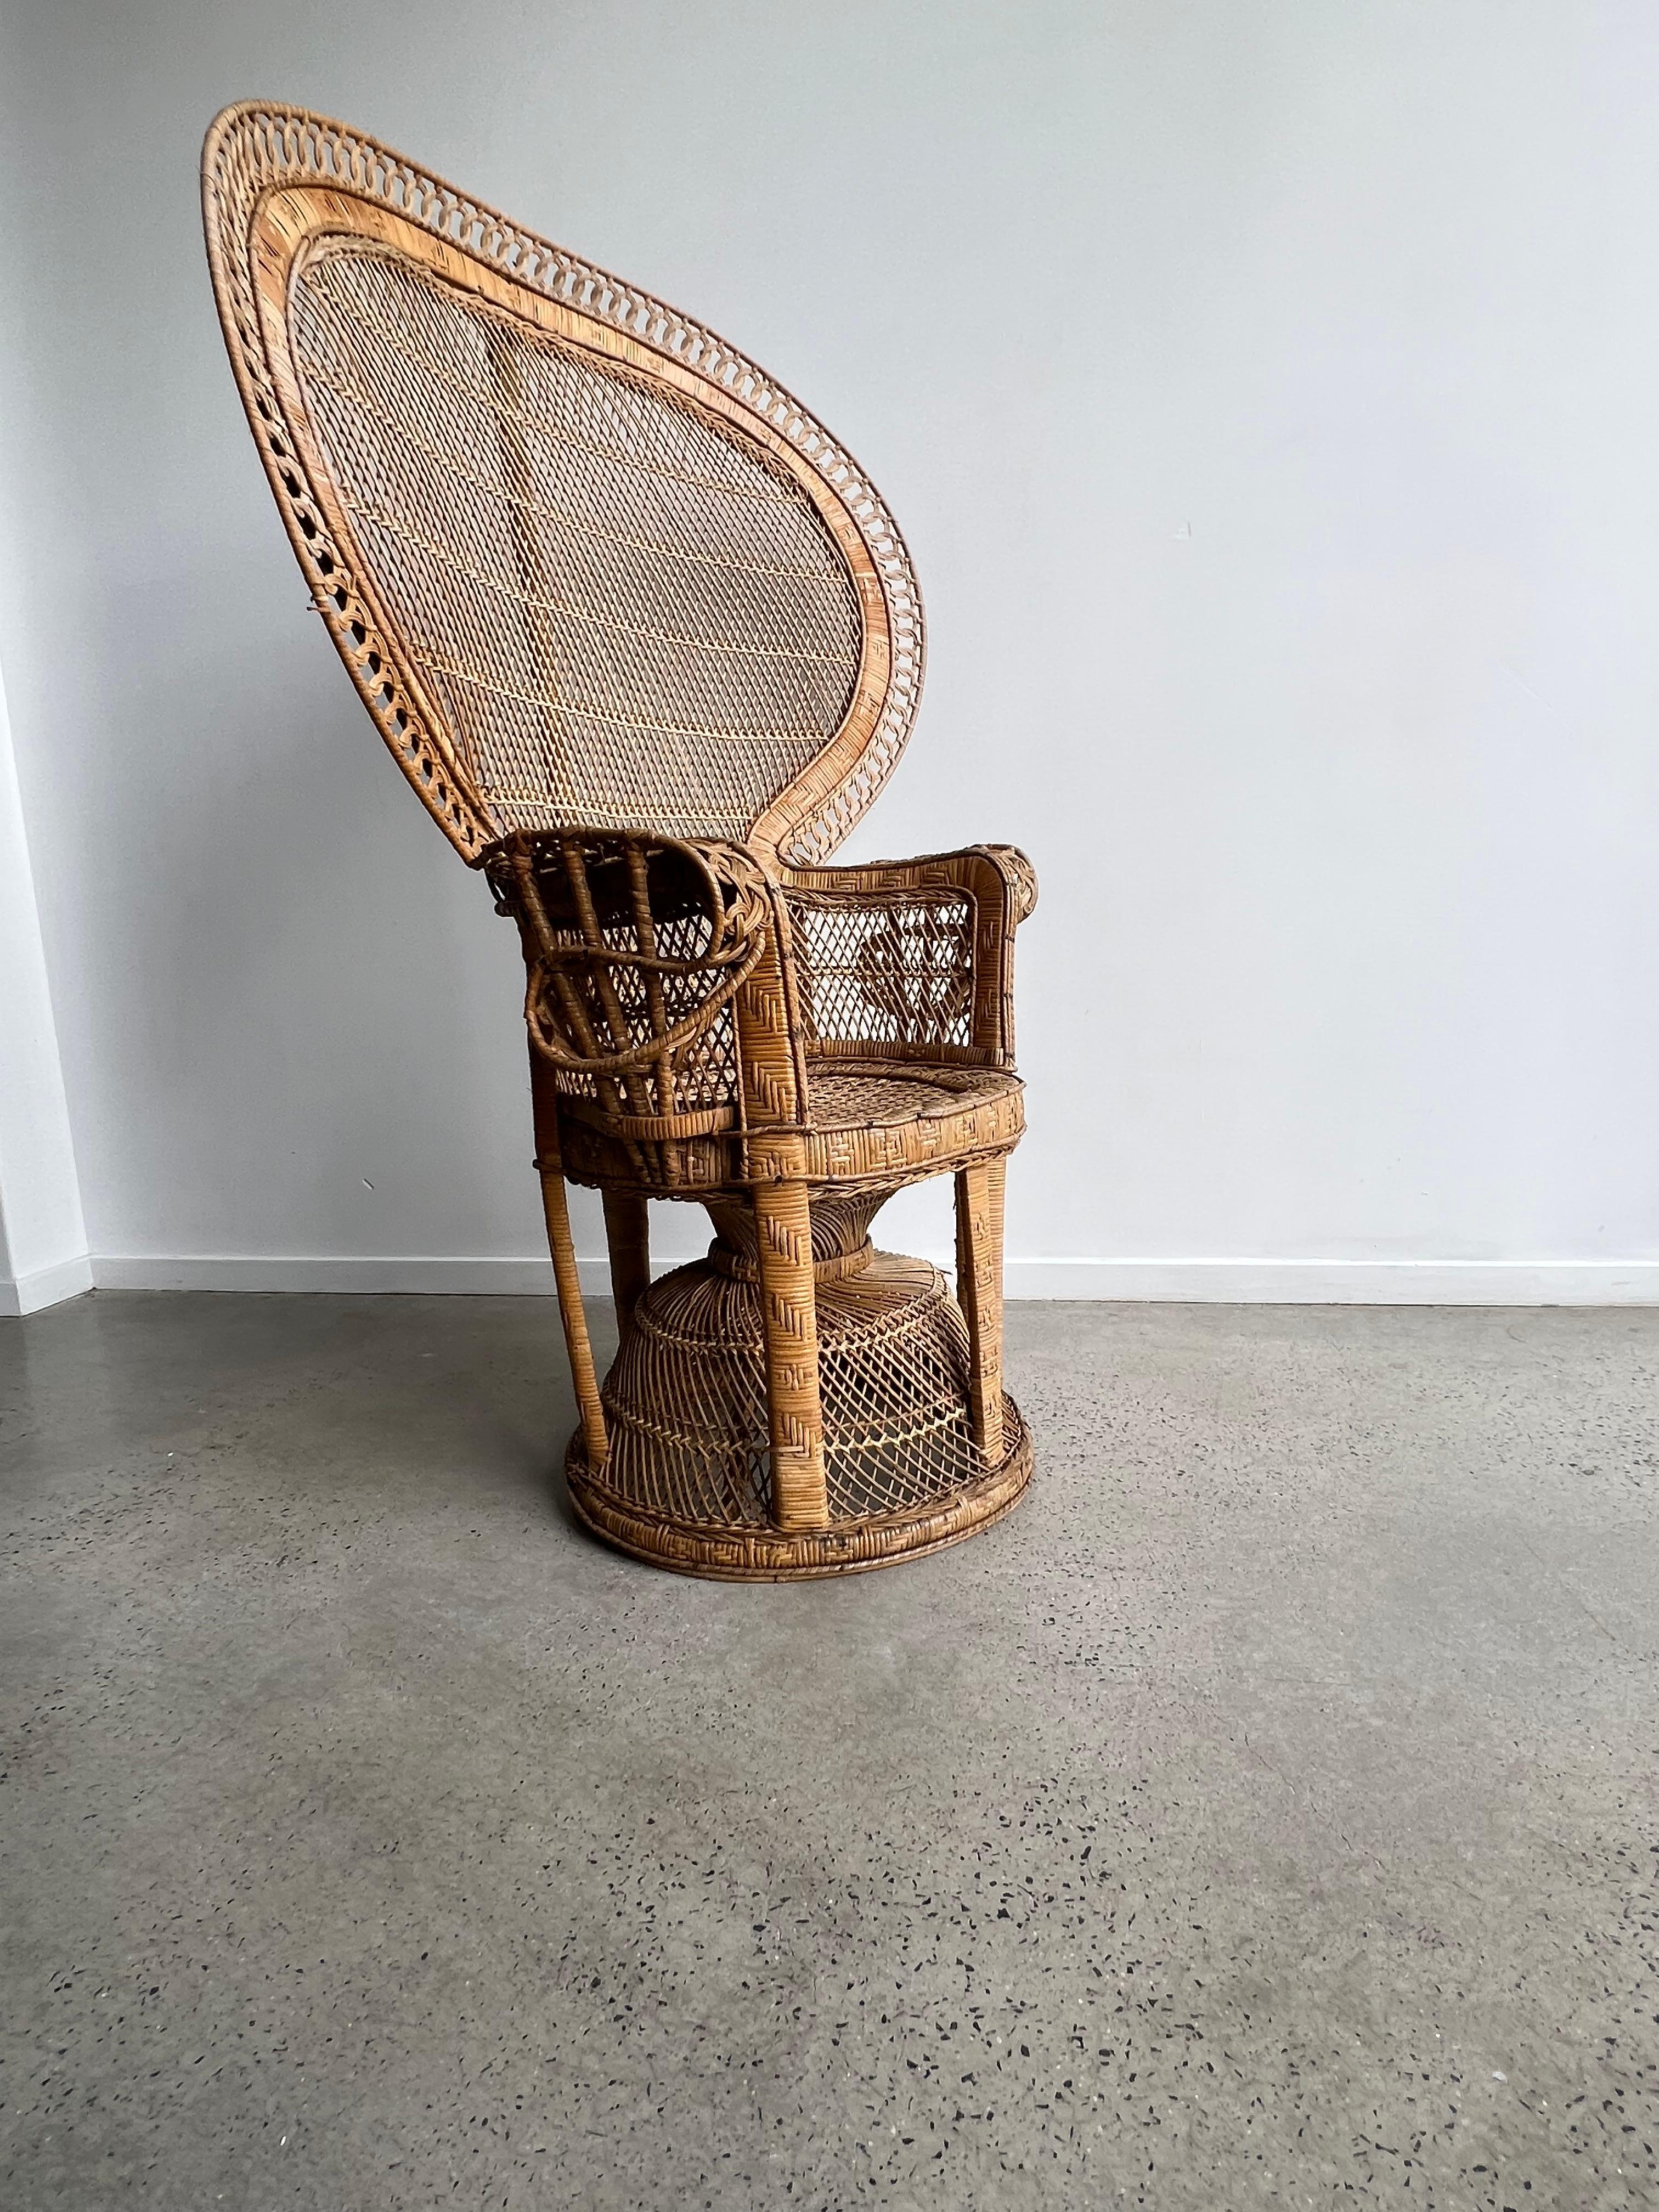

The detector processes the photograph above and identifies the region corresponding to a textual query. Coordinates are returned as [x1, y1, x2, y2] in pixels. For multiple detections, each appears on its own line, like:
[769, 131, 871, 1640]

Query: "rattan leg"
[956, 1157, 1007, 1464]
[602, 1189, 651, 1345]
[538, 1134, 609, 1471]
[752, 1175, 830, 1530]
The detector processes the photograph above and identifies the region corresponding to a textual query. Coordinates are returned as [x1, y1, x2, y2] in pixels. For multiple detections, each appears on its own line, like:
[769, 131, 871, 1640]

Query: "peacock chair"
[201, 103, 1037, 1578]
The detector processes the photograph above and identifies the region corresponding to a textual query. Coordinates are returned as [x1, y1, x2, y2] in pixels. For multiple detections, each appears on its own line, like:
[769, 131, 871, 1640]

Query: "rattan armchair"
[202, 104, 1037, 1577]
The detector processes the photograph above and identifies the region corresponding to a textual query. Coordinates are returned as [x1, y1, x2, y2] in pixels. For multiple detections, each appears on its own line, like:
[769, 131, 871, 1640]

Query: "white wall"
[2, 1, 1656, 1304]
[0, 653, 89, 1313]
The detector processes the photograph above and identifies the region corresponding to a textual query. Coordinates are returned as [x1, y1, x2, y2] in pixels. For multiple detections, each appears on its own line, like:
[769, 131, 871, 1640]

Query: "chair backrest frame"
[201, 103, 925, 867]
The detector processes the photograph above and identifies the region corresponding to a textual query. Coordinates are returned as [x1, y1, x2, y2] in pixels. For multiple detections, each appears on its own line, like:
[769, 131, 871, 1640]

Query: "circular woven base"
[567, 1401, 1031, 1580]
[563, 1242, 1034, 1579]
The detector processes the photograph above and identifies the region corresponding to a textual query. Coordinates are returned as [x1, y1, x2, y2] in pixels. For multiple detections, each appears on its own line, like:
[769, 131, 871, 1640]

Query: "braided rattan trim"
[201, 103, 924, 865]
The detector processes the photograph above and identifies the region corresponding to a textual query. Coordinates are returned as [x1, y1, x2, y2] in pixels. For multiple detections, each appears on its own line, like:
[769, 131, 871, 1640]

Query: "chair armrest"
[780, 845, 1037, 1065]
[485, 828, 811, 1144]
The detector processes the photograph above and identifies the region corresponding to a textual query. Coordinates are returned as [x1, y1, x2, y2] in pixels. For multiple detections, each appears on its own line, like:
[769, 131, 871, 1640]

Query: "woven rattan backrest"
[202, 104, 924, 865]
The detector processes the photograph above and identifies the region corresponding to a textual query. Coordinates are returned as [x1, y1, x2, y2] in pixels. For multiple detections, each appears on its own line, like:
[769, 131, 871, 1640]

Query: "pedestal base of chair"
[566, 1407, 1030, 1579]
[564, 1210, 1033, 1579]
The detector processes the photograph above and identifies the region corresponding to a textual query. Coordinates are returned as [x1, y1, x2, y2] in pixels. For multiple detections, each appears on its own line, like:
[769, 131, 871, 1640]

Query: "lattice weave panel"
[291, 244, 864, 842]
[201, 104, 927, 864]
[787, 887, 976, 1052]
[598, 1252, 1008, 1528]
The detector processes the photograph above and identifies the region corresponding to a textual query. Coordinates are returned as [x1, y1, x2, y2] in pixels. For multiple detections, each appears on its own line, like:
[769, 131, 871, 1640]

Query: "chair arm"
[780, 845, 1037, 1065]
[484, 828, 811, 1144]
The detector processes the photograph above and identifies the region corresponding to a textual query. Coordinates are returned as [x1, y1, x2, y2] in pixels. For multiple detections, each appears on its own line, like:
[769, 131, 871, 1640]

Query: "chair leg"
[537, 1127, 609, 1471]
[602, 1189, 651, 1345]
[955, 1156, 1007, 1465]
[752, 1175, 830, 1530]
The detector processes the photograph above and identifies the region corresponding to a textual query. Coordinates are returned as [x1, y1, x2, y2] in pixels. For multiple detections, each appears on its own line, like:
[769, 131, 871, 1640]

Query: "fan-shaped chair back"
[201, 104, 924, 865]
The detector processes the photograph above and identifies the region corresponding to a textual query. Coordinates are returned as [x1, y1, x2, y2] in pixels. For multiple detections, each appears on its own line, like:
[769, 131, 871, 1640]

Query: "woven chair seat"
[558, 1056, 1023, 1193]
[798, 1060, 1024, 1183]
[805, 1061, 1019, 1130]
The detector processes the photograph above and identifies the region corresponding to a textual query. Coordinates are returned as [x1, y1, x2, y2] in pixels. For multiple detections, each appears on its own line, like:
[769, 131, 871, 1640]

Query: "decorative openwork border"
[201, 101, 926, 866]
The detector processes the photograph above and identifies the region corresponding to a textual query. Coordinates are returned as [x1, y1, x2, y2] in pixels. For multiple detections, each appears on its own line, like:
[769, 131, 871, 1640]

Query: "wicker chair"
[202, 103, 1037, 1577]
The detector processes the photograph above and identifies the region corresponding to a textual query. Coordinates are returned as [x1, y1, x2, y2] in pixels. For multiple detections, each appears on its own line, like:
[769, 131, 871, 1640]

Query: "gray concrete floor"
[2, 1294, 1656, 2210]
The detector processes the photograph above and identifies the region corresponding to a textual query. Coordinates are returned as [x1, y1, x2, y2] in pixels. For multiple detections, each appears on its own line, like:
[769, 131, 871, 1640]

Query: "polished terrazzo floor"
[3, 1291, 1656, 2208]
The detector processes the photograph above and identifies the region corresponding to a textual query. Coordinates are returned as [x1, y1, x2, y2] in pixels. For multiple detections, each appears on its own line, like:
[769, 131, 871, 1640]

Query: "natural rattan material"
[204, 102, 1037, 1578]
[200, 104, 921, 866]
[290, 241, 865, 842]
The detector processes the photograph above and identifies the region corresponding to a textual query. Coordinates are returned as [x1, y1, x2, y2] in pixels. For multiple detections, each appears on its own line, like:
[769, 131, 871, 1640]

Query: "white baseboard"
[91, 1253, 569, 1297]
[73, 1252, 1659, 1306]
[1001, 1258, 1659, 1304]
[0, 1250, 94, 1317]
